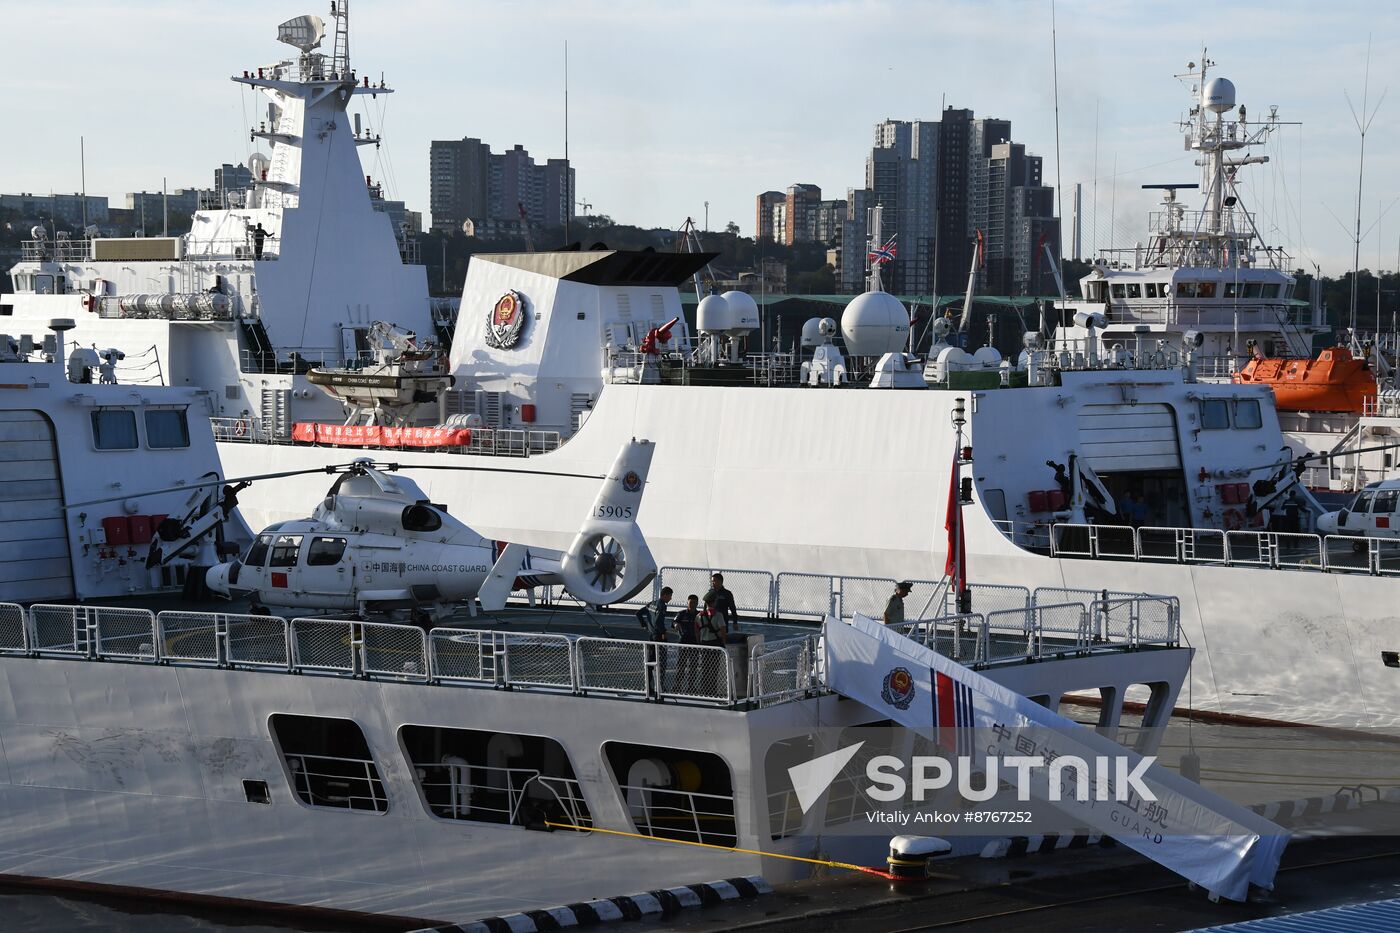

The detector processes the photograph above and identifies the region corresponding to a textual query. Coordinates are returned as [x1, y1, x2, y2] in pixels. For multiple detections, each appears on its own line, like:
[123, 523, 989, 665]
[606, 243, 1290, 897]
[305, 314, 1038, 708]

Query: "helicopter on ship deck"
[133, 440, 658, 621]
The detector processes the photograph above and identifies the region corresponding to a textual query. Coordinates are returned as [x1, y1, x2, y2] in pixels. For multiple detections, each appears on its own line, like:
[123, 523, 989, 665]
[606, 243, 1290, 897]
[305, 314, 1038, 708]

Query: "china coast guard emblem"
[622, 471, 642, 493]
[881, 667, 915, 710]
[485, 290, 527, 349]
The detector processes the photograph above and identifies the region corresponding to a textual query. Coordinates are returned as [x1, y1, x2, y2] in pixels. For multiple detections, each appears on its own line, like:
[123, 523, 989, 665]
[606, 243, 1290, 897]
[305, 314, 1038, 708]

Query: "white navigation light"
[1204, 76, 1236, 114]
[277, 15, 326, 53]
[842, 291, 909, 356]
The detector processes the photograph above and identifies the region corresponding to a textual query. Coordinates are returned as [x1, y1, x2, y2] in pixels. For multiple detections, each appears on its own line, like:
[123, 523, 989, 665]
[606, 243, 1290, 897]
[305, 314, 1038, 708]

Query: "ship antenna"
[564, 40, 570, 245]
[1345, 35, 1386, 338]
[1050, 0, 1063, 298]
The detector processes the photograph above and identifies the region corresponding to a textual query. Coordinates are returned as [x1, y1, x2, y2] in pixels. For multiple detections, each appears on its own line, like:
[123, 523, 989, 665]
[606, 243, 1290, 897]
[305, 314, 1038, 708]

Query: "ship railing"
[892, 613, 985, 662]
[1035, 520, 1400, 577]
[26, 604, 157, 661]
[409, 761, 591, 831]
[180, 235, 277, 262]
[1028, 588, 1180, 648]
[428, 627, 736, 705]
[285, 752, 388, 812]
[0, 603, 28, 653]
[20, 238, 92, 262]
[748, 634, 821, 707]
[620, 783, 737, 848]
[209, 416, 264, 443]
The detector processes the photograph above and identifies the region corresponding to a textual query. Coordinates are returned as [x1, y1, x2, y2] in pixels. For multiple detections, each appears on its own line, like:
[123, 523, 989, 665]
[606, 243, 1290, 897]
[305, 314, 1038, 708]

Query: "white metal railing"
[5, 590, 1175, 708]
[1034, 521, 1400, 576]
[410, 761, 590, 830]
[284, 752, 387, 812]
[621, 783, 737, 847]
[0, 603, 28, 653]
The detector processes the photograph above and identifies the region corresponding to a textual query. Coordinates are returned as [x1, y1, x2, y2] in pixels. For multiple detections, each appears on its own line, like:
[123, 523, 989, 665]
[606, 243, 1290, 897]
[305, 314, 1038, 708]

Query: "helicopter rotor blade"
[65, 459, 610, 511]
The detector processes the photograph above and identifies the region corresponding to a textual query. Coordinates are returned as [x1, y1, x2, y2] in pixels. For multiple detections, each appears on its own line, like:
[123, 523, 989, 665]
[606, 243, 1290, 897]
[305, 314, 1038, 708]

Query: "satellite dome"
[696, 294, 734, 334]
[841, 291, 909, 356]
[1204, 76, 1236, 114]
[800, 317, 823, 348]
[720, 290, 759, 334]
[972, 346, 1003, 368]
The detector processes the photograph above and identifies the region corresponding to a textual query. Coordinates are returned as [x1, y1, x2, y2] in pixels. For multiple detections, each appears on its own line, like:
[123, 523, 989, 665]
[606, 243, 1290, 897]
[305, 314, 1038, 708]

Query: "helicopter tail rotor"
[560, 439, 657, 605]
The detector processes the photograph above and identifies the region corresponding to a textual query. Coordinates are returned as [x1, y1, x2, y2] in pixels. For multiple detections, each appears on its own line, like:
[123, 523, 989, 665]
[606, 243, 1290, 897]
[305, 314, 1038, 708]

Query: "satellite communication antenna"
[277, 15, 326, 53]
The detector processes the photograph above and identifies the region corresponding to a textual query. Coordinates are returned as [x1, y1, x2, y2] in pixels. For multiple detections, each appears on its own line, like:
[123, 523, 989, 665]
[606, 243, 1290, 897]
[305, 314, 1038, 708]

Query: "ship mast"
[331, 0, 351, 79]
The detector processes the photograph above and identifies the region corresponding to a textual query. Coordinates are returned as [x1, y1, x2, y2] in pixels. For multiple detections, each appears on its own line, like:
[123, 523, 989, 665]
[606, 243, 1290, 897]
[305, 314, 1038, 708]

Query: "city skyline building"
[430, 137, 574, 233]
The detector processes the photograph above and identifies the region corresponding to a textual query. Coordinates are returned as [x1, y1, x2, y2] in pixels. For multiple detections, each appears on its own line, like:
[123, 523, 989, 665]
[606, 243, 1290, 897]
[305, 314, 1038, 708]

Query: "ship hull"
[220, 383, 1400, 730]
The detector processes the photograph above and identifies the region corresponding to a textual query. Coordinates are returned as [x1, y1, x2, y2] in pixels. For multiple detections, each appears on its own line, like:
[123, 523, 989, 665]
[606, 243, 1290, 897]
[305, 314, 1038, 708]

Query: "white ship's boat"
[3, 14, 1397, 730]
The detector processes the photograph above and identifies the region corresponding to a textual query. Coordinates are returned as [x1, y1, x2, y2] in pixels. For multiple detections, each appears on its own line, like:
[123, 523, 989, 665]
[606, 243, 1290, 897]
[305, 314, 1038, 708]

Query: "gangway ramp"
[821, 613, 1289, 902]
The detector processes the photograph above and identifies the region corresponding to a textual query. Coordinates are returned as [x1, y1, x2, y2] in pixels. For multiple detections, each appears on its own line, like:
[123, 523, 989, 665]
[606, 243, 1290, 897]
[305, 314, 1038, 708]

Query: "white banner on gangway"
[822, 613, 1289, 902]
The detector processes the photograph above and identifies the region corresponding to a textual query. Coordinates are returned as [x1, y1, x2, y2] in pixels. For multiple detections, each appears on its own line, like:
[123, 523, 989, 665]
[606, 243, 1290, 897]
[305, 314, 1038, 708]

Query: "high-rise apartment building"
[430, 138, 573, 233]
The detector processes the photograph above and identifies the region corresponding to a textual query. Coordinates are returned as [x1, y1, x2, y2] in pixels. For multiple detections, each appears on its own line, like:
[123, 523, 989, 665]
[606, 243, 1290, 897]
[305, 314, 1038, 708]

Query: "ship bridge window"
[1198, 281, 1218, 299]
[1177, 282, 1197, 298]
[269, 714, 388, 813]
[268, 534, 303, 568]
[1224, 282, 1239, 299]
[1126, 283, 1142, 299]
[604, 741, 736, 848]
[1232, 399, 1262, 429]
[400, 726, 592, 832]
[1244, 283, 1264, 299]
[1111, 283, 1127, 299]
[144, 409, 190, 448]
[1145, 282, 1162, 298]
[244, 534, 273, 567]
[1085, 281, 1105, 301]
[1199, 399, 1230, 430]
[90, 409, 138, 450]
[305, 536, 347, 566]
[401, 503, 442, 532]
[33, 274, 55, 294]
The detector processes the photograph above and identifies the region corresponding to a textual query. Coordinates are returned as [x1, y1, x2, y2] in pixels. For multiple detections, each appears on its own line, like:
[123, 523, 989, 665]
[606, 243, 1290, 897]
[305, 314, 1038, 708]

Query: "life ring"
[80, 293, 97, 312]
[1223, 508, 1245, 531]
[233, 418, 248, 437]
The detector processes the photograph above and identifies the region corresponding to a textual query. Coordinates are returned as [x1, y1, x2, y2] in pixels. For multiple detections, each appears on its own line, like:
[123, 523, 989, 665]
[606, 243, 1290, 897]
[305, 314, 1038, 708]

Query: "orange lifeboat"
[1233, 347, 1377, 413]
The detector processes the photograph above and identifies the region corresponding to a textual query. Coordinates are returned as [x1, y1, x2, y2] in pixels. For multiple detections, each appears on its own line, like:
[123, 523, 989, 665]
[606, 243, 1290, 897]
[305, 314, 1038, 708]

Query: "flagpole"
[948, 397, 969, 615]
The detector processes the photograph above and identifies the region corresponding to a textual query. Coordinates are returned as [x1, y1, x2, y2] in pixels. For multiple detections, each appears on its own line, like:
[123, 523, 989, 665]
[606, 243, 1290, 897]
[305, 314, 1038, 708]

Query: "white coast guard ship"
[3, 14, 1398, 730]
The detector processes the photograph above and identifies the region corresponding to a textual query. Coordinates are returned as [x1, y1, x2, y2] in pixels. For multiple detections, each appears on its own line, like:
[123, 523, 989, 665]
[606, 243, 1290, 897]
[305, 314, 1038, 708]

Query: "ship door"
[1076, 403, 1189, 526]
[0, 411, 73, 600]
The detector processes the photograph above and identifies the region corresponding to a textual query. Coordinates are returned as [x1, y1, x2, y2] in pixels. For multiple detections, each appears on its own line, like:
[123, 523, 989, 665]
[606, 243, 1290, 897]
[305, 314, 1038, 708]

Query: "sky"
[4, 0, 1399, 276]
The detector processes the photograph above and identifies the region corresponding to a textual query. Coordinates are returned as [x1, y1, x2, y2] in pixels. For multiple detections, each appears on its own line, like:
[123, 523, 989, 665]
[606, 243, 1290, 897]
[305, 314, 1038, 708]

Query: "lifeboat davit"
[1232, 347, 1377, 413]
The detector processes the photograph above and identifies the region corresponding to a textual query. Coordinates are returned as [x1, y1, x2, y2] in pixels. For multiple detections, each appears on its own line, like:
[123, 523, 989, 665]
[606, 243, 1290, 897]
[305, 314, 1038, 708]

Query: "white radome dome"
[800, 317, 824, 348]
[841, 291, 909, 356]
[720, 290, 760, 334]
[1204, 76, 1236, 114]
[696, 294, 734, 334]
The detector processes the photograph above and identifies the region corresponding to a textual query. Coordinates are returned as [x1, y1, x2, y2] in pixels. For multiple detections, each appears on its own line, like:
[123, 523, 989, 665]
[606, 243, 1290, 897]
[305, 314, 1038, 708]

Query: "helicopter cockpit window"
[245, 534, 273, 567]
[401, 504, 442, 532]
[306, 536, 347, 566]
[1374, 490, 1399, 514]
[269, 534, 304, 568]
[1353, 490, 1377, 514]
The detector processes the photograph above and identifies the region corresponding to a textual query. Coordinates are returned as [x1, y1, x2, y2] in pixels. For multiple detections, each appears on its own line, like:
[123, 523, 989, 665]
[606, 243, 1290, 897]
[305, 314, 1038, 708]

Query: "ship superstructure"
[1054, 55, 1327, 379]
[2, 1, 436, 443]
